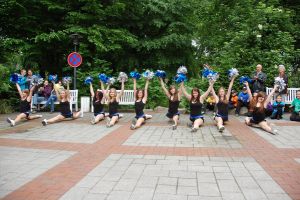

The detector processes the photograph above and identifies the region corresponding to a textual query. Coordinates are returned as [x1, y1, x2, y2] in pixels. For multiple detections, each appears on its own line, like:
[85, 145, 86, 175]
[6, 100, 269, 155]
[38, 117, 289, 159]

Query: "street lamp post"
[69, 33, 82, 90]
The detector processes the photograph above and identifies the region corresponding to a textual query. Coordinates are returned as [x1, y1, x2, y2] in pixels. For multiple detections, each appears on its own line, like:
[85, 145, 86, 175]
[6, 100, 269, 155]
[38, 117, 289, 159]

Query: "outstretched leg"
[107, 116, 119, 127]
[92, 114, 105, 124]
[245, 117, 252, 126]
[6, 113, 27, 126]
[259, 121, 277, 135]
[172, 115, 179, 130]
[214, 116, 224, 132]
[27, 115, 43, 120]
[42, 114, 65, 126]
[191, 118, 204, 132]
[132, 118, 145, 129]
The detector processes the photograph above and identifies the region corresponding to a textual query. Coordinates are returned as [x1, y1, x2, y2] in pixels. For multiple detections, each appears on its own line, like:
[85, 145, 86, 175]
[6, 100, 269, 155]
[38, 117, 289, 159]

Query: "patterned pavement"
[0, 111, 299, 200]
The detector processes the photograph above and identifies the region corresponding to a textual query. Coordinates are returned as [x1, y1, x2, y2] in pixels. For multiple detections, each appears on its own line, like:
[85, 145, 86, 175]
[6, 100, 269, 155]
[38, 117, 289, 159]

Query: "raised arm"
[90, 83, 95, 98]
[16, 83, 23, 98]
[200, 80, 215, 103]
[180, 82, 191, 101]
[245, 82, 253, 101]
[53, 83, 61, 101]
[104, 82, 110, 100]
[159, 78, 170, 98]
[143, 79, 149, 103]
[100, 80, 105, 94]
[117, 80, 125, 101]
[226, 76, 236, 100]
[133, 78, 137, 100]
[27, 85, 35, 101]
[264, 85, 277, 107]
[211, 87, 219, 103]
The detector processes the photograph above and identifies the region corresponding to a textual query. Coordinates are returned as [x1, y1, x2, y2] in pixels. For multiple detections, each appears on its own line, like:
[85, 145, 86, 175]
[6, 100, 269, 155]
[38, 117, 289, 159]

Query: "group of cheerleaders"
[6, 74, 279, 135]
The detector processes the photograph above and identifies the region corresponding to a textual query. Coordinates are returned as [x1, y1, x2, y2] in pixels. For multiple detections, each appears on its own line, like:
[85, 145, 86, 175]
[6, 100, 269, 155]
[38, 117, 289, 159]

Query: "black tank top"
[109, 100, 119, 114]
[60, 101, 71, 115]
[20, 99, 31, 113]
[135, 100, 145, 116]
[252, 106, 266, 122]
[93, 98, 104, 113]
[168, 99, 180, 114]
[217, 101, 228, 116]
[190, 101, 202, 116]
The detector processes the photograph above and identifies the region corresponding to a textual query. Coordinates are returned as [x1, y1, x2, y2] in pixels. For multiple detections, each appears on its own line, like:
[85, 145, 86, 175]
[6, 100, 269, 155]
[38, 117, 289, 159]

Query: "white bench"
[90, 90, 134, 112]
[266, 87, 299, 104]
[31, 90, 78, 112]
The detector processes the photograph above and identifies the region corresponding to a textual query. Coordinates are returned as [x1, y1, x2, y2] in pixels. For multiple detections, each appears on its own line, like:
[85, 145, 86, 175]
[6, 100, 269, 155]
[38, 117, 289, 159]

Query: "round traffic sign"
[67, 52, 82, 67]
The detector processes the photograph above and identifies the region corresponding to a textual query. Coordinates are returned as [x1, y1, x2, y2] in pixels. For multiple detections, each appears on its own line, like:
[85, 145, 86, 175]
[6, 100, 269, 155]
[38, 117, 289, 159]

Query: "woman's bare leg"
[191, 118, 204, 132]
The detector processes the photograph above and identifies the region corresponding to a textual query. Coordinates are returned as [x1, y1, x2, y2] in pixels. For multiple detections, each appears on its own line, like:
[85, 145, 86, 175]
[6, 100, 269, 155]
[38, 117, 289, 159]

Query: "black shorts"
[166, 112, 180, 119]
[22, 111, 30, 118]
[214, 114, 228, 122]
[190, 115, 204, 122]
[109, 113, 119, 118]
[250, 118, 266, 124]
[94, 112, 105, 117]
[135, 114, 146, 119]
[61, 112, 73, 118]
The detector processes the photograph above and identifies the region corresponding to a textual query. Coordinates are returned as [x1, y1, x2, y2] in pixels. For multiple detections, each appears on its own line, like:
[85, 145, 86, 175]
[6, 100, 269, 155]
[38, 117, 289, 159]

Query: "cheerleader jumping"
[180, 80, 215, 132]
[41, 83, 82, 126]
[130, 78, 152, 130]
[7, 84, 42, 127]
[158, 78, 181, 130]
[90, 81, 107, 124]
[105, 80, 125, 127]
[211, 75, 237, 132]
[245, 84, 278, 135]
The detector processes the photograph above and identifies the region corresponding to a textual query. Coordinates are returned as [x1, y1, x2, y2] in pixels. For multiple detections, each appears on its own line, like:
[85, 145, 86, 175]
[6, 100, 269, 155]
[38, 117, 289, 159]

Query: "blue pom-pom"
[228, 68, 239, 80]
[155, 70, 166, 78]
[202, 68, 219, 81]
[174, 73, 187, 83]
[48, 74, 58, 82]
[84, 76, 93, 85]
[239, 76, 252, 84]
[130, 71, 141, 80]
[10, 73, 19, 83]
[63, 76, 72, 85]
[98, 73, 108, 83]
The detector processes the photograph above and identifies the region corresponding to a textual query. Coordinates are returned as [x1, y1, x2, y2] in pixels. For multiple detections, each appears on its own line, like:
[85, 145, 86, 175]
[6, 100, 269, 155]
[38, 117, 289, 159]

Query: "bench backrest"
[104, 90, 135, 105]
[266, 87, 299, 104]
[69, 90, 78, 103]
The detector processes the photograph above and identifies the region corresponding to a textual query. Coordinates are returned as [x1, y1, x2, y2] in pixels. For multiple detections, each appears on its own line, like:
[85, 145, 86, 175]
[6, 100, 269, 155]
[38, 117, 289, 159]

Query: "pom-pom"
[228, 68, 239, 80]
[142, 70, 155, 80]
[98, 73, 109, 83]
[177, 66, 188, 74]
[107, 77, 116, 85]
[202, 67, 219, 81]
[48, 74, 58, 82]
[84, 76, 93, 85]
[32, 74, 43, 85]
[62, 76, 72, 85]
[274, 77, 286, 92]
[130, 71, 141, 80]
[9, 73, 20, 84]
[174, 73, 187, 83]
[117, 72, 128, 82]
[239, 76, 252, 84]
[155, 70, 166, 78]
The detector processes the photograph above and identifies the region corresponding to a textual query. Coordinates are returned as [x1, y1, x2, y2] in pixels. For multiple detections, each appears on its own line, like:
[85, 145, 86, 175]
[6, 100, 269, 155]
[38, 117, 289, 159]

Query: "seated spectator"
[206, 93, 216, 111]
[32, 80, 52, 110]
[18, 69, 27, 91]
[235, 87, 250, 116]
[41, 80, 64, 113]
[290, 90, 300, 122]
[271, 95, 285, 119]
[229, 90, 238, 109]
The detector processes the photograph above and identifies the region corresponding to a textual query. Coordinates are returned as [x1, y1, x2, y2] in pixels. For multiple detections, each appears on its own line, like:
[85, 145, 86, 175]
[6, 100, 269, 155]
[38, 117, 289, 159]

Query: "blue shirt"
[238, 92, 249, 103]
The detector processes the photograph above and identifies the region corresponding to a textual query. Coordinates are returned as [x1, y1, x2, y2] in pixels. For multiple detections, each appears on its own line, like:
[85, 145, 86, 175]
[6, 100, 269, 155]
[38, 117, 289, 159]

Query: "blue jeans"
[44, 95, 57, 112]
[32, 94, 45, 106]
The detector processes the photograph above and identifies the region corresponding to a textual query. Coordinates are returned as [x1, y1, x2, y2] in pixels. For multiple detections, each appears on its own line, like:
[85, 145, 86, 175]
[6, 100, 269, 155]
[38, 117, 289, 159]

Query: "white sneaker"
[130, 124, 135, 130]
[106, 118, 111, 128]
[219, 126, 225, 133]
[119, 114, 124, 118]
[42, 119, 48, 126]
[271, 129, 278, 135]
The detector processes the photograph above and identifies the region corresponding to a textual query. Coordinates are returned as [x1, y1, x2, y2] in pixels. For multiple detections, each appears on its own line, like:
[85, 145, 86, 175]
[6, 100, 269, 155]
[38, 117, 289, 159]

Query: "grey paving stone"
[214, 172, 234, 180]
[83, 193, 107, 200]
[266, 193, 292, 200]
[235, 177, 260, 190]
[177, 186, 198, 195]
[217, 180, 240, 192]
[242, 189, 268, 200]
[178, 178, 197, 187]
[197, 172, 216, 183]
[188, 197, 222, 200]
[256, 180, 285, 193]
[129, 187, 155, 200]
[106, 191, 132, 200]
[197, 183, 220, 196]
[155, 184, 177, 195]
[0, 147, 75, 199]
[221, 192, 246, 200]
[153, 193, 188, 200]
[158, 177, 178, 186]
[0, 123, 120, 143]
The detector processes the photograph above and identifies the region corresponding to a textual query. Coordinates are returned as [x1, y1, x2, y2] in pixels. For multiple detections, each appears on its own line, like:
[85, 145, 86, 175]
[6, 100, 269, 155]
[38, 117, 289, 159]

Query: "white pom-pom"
[142, 70, 155, 80]
[274, 77, 286, 92]
[107, 77, 116, 85]
[177, 66, 188, 74]
[117, 72, 128, 82]
[228, 68, 239, 80]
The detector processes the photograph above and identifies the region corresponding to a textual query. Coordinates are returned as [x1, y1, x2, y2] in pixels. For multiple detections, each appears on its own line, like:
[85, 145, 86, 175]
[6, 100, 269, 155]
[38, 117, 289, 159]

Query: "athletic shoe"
[191, 127, 197, 132]
[119, 114, 124, 118]
[172, 124, 177, 130]
[90, 119, 96, 125]
[6, 118, 15, 127]
[42, 119, 47, 126]
[270, 129, 278, 135]
[6, 118, 12, 124]
[106, 118, 111, 128]
[130, 124, 135, 130]
[219, 126, 225, 133]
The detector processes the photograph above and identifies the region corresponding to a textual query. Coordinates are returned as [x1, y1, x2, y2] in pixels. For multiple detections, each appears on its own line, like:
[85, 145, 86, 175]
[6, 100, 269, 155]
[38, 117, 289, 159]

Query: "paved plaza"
[0, 112, 299, 200]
